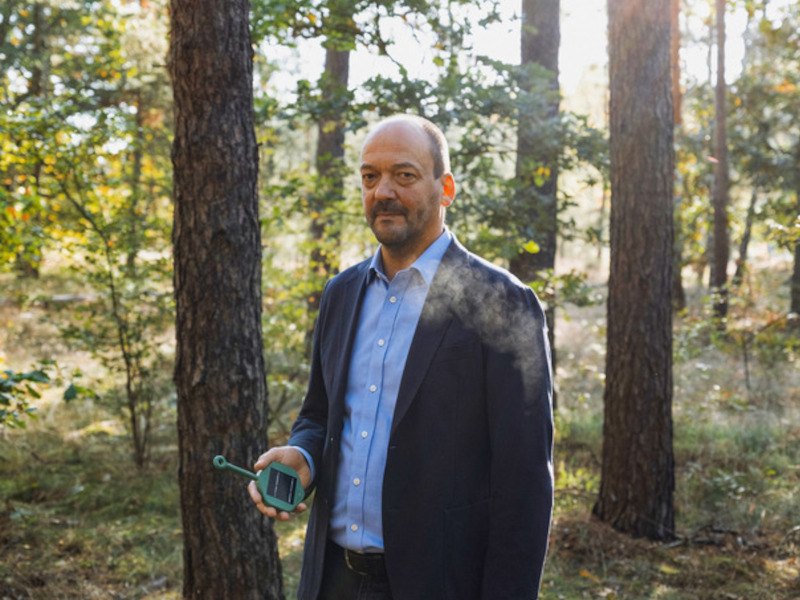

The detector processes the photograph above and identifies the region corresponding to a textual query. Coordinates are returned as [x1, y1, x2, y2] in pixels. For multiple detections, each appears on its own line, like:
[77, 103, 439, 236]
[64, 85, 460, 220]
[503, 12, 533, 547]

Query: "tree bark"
[308, 42, 350, 314]
[670, 0, 682, 126]
[791, 191, 800, 316]
[670, 0, 686, 311]
[169, 1, 283, 597]
[672, 193, 687, 312]
[732, 188, 757, 287]
[711, 0, 730, 320]
[594, 0, 675, 540]
[509, 0, 560, 408]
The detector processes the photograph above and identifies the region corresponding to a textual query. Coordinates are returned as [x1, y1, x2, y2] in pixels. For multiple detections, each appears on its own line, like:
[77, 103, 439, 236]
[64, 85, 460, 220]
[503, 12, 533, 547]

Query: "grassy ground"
[1, 258, 799, 599]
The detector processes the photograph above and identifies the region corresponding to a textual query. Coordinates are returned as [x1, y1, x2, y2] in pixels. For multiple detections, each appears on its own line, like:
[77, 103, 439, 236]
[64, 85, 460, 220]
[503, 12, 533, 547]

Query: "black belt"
[342, 546, 387, 578]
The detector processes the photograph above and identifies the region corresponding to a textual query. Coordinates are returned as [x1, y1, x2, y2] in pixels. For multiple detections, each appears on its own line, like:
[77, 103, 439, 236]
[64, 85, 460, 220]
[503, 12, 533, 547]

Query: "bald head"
[363, 115, 450, 179]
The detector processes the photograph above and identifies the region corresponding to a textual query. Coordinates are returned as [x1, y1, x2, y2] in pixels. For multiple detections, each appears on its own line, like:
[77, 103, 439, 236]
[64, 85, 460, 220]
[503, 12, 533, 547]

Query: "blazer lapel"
[326, 262, 370, 413]
[390, 239, 468, 435]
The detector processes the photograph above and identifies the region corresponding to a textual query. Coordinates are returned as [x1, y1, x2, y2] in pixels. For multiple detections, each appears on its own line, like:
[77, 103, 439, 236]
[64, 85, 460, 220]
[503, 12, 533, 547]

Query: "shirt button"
[353, 478, 361, 486]
[361, 431, 369, 439]
[351, 524, 359, 532]
[369, 384, 377, 393]
[389, 296, 397, 303]
[377, 339, 385, 347]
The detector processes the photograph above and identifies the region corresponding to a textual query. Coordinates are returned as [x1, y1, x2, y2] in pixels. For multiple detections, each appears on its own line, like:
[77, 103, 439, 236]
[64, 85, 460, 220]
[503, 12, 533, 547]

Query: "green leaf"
[24, 370, 50, 384]
[64, 384, 78, 402]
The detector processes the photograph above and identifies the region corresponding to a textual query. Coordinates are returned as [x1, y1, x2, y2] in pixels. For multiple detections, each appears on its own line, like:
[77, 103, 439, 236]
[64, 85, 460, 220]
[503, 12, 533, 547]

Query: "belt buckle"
[344, 549, 378, 577]
[344, 549, 365, 576]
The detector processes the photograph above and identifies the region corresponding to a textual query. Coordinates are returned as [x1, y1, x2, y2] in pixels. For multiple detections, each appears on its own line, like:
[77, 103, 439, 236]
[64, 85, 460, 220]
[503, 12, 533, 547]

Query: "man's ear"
[441, 173, 456, 207]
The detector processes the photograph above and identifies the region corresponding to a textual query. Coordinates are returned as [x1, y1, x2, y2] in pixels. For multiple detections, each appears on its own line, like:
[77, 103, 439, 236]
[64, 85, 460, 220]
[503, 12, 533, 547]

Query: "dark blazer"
[289, 236, 554, 600]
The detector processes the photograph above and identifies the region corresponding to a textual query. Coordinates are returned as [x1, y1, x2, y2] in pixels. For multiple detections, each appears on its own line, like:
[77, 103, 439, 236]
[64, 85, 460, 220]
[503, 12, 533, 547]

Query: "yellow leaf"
[658, 563, 679, 575]
[522, 240, 540, 254]
[579, 569, 601, 583]
[307, 12, 317, 25]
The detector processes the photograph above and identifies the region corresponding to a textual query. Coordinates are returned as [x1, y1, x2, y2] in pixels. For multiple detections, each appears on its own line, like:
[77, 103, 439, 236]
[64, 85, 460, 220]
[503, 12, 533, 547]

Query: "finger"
[254, 451, 275, 471]
[247, 481, 262, 504]
[278, 511, 291, 521]
[295, 502, 308, 513]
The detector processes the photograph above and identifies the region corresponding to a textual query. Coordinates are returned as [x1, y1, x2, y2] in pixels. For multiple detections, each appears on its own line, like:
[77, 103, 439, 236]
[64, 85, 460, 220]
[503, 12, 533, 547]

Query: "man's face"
[360, 122, 453, 253]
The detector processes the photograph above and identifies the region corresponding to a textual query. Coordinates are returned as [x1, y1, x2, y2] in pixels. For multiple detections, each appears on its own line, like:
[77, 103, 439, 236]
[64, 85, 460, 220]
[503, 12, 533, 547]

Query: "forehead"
[361, 122, 433, 172]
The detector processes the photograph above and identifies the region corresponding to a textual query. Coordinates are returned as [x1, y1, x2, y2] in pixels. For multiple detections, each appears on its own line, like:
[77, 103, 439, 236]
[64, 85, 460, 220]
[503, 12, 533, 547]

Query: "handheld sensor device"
[213, 454, 305, 512]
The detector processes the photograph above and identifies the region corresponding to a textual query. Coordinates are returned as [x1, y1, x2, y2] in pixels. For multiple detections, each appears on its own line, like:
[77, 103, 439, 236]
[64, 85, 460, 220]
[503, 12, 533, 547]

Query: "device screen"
[268, 469, 296, 503]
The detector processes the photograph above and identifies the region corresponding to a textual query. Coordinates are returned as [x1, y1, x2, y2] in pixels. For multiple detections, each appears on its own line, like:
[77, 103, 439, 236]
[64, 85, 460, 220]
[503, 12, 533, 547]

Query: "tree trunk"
[594, 0, 675, 541]
[126, 92, 144, 279]
[672, 193, 687, 312]
[732, 188, 757, 287]
[14, 2, 46, 279]
[791, 191, 800, 316]
[670, 0, 682, 126]
[670, 0, 685, 311]
[711, 0, 730, 320]
[169, 1, 283, 597]
[509, 0, 560, 408]
[307, 42, 350, 315]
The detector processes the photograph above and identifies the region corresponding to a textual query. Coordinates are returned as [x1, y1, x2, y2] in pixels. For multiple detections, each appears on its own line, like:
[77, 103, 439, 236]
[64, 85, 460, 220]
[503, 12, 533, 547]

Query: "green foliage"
[0, 367, 48, 427]
[1, 0, 173, 465]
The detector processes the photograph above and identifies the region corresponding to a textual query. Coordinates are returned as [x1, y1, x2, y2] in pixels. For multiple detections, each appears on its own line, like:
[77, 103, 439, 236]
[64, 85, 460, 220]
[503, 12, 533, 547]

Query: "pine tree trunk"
[670, 0, 686, 311]
[732, 188, 757, 287]
[791, 191, 800, 316]
[670, 0, 682, 126]
[308, 42, 350, 315]
[672, 194, 687, 312]
[169, 1, 283, 597]
[711, 0, 730, 320]
[594, 0, 675, 541]
[509, 0, 560, 408]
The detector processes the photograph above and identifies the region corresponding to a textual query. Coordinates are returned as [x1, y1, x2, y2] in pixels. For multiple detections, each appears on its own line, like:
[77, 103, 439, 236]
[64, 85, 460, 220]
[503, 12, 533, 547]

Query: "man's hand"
[248, 446, 312, 521]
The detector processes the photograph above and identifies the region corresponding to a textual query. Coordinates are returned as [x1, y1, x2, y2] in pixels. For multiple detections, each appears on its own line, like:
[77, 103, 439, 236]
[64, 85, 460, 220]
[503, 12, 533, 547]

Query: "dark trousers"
[317, 539, 394, 600]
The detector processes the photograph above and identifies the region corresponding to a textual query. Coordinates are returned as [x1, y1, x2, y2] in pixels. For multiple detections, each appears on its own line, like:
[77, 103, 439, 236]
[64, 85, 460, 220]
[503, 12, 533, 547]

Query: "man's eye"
[362, 173, 377, 182]
[398, 172, 415, 180]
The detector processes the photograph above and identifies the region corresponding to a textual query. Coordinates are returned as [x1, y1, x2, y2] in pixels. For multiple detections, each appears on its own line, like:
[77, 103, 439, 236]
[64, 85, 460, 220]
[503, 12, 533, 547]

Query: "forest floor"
[1, 253, 799, 599]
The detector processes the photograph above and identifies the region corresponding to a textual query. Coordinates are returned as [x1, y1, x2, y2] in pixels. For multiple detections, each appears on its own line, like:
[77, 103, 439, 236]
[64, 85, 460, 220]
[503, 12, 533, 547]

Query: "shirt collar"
[368, 228, 453, 286]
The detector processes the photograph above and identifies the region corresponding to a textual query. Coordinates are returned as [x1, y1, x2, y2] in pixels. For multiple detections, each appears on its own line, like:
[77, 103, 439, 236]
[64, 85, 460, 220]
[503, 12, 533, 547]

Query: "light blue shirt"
[324, 229, 452, 552]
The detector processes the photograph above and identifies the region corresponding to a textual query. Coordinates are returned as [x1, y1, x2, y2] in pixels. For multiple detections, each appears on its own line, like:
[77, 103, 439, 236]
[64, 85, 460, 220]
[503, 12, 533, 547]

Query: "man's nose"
[374, 175, 396, 199]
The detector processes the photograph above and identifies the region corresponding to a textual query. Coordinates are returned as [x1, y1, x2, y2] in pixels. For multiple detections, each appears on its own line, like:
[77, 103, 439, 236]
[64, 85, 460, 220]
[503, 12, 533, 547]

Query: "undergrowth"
[1, 261, 799, 599]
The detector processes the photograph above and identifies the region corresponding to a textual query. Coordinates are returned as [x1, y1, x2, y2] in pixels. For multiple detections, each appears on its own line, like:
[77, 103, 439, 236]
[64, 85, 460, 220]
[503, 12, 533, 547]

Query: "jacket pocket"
[443, 498, 490, 600]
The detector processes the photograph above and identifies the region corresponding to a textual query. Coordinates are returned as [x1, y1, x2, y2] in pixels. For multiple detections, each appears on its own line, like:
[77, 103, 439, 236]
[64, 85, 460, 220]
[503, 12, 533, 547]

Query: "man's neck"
[379, 229, 445, 280]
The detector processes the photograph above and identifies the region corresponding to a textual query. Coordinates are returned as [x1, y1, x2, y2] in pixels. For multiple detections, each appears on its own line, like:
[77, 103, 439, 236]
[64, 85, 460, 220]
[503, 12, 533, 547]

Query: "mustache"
[371, 200, 407, 219]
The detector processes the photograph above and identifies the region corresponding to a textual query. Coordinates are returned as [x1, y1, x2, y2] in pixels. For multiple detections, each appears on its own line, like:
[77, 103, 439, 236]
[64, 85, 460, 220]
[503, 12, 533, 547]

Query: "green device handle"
[212, 454, 305, 512]
[213, 455, 257, 480]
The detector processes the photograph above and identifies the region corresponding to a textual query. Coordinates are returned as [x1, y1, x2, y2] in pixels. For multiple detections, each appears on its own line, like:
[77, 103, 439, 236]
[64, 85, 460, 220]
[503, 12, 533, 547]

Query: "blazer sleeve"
[481, 284, 554, 599]
[287, 281, 331, 488]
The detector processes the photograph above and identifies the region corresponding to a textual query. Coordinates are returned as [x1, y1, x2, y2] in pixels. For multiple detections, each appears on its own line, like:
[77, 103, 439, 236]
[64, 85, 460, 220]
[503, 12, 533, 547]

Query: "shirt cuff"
[291, 445, 315, 482]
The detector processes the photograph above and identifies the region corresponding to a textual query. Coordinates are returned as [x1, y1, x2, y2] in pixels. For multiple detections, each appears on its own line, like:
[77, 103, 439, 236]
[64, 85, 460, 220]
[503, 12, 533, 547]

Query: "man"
[250, 115, 553, 599]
